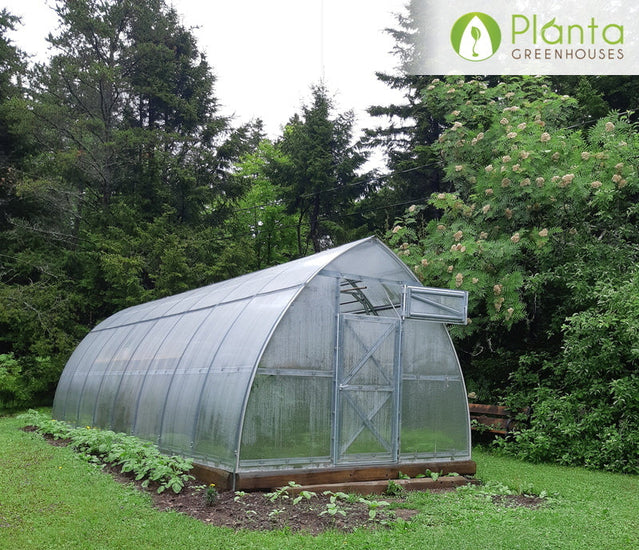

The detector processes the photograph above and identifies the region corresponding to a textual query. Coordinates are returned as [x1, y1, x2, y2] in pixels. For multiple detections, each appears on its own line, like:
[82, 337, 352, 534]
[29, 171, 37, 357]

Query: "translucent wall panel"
[327, 239, 419, 283]
[71, 323, 148, 427]
[239, 374, 332, 464]
[53, 331, 105, 420]
[239, 278, 337, 467]
[399, 319, 470, 459]
[401, 320, 463, 377]
[258, 277, 336, 373]
[108, 315, 183, 435]
[401, 380, 469, 457]
[193, 289, 299, 468]
[90, 321, 159, 428]
[158, 300, 250, 461]
[132, 308, 213, 442]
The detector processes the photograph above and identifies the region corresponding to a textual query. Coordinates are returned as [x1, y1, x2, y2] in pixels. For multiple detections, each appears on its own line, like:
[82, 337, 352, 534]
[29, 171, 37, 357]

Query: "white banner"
[410, 0, 639, 74]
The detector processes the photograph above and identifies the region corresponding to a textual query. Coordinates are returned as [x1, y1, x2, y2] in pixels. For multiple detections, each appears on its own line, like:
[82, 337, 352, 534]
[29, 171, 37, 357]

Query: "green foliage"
[265, 481, 301, 503]
[501, 276, 639, 474]
[272, 84, 370, 253]
[224, 140, 303, 269]
[384, 479, 405, 496]
[319, 491, 349, 517]
[388, 76, 639, 473]
[19, 410, 194, 493]
[204, 483, 218, 506]
[0, 353, 60, 411]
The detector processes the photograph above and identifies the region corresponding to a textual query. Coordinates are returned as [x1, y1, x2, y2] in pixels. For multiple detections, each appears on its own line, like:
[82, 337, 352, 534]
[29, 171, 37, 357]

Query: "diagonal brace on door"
[339, 390, 392, 456]
[341, 320, 396, 387]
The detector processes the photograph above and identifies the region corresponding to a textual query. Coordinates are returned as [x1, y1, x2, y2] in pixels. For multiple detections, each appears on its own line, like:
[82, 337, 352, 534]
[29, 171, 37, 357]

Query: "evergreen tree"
[362, 1, 447, 229]
[271, 84, 369, 254]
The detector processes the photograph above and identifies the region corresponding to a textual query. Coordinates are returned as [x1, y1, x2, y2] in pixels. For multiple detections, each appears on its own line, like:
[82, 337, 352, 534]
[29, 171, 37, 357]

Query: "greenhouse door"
[334, 314, 400, 464]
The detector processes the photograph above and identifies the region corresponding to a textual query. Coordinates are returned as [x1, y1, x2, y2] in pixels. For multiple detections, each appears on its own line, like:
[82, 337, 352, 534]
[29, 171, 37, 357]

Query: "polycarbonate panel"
[239, 373, 332, 462]
[158, 301, 248, 457]
[401, 320, 462, 377]
[338, 276, 404, 317]
[108, 315, 183, 434]
[193, 289, 299, 466]
[95, 299, 165, 330]
[71, 324, 145, 426]
[132, 309, 212, 441]
[52, 331, 105, 420]
[326, 239, 419, 283]
[190, 369, 252, 467]
[258, 276, 336, 373]
[399, 318, 470, 459]
[401, 380, 469, 457]
[91, 321, 159, 428]
[404, 286, 468, 325]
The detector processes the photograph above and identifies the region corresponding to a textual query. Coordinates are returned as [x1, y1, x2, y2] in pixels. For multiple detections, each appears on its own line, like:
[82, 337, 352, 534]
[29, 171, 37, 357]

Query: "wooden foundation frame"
[192, 460, 476, 492]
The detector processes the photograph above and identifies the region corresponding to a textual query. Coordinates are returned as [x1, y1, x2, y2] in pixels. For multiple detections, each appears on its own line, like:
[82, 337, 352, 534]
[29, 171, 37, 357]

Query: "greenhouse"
[52, 236, 474, 489]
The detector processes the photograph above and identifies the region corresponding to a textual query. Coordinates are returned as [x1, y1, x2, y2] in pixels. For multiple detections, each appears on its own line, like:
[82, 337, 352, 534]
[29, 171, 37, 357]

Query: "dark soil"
[146, 479, 419, 534]
[492, 494, 546, 509]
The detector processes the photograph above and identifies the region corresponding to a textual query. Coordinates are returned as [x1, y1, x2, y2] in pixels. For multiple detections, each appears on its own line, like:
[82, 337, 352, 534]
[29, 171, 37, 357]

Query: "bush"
[0, 353, 60, 411]
[499, 276, 639, 474]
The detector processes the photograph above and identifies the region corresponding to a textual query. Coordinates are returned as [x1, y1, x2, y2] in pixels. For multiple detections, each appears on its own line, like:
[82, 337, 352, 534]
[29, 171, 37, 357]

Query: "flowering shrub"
[388, 76, 639, 472]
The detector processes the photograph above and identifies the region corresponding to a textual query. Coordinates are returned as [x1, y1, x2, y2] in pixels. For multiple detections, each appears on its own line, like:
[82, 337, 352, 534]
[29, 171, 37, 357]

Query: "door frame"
[332, 313, 401, 464]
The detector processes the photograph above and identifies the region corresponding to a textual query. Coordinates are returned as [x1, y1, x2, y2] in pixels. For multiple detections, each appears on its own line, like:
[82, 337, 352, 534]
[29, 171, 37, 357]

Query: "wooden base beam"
[191, 460, 476, 492]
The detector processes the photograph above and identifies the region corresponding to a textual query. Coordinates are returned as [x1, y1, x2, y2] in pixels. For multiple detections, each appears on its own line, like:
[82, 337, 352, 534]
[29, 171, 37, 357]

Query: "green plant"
[234, 490, 247, 502]
[18, 410, 193, 493]
[319, 493, 347, 518]
[268, 508, 285, 519]
[0, 354, 61, 411]
[205, 484, 218, 506]
[358, 498, 390, 521]
[265, 481, 300, 503]
[384, 479, 405, 496]
[292, 490, 316, 505]
[398, 471, 410, 479]
[424, 469, 443, 481]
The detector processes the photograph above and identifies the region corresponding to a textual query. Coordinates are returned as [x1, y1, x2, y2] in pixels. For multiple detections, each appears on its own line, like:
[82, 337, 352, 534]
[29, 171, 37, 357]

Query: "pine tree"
[271, 84, 369, 254]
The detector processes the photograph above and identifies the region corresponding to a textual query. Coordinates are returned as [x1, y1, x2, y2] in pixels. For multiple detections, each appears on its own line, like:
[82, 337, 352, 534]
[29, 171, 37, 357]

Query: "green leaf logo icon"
[451, 13, 501, 62]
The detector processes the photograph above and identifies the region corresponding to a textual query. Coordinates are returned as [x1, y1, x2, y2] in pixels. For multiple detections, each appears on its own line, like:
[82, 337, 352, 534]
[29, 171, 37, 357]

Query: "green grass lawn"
[1, 413, 637, 550]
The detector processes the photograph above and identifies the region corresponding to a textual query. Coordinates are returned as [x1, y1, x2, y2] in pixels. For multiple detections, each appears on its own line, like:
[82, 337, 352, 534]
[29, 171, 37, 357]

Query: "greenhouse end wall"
[237, 268, 471, 472]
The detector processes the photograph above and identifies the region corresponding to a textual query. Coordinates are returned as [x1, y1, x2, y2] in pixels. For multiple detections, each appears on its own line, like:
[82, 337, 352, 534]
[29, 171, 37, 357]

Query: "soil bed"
[147, 480, 418, 534]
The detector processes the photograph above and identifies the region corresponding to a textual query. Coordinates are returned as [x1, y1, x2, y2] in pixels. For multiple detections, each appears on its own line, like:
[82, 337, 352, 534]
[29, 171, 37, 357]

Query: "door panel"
[335, 315, 399, 463]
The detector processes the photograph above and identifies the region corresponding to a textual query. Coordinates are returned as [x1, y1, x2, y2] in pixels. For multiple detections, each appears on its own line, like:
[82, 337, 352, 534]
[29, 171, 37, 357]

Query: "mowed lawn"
[0, 413, 637, 550]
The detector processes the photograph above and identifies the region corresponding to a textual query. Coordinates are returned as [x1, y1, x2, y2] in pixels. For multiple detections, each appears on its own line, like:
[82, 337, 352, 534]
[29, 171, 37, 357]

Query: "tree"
[223, 140, 302, 271]
[24, 0, 257, 316]
[362, 1, 450, 230]
[0, 0, 259, 409]
[30, 0, 242, 224]
[271, 84, 369, 254]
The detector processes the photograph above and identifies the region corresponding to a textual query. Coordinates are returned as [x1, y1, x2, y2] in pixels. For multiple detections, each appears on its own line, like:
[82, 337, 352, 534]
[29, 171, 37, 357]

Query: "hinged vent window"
[403, 286, 468, 325]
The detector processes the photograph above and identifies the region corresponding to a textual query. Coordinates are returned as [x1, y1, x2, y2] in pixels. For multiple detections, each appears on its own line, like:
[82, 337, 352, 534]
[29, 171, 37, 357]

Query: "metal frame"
[333, 314, 401, 464]
[402, 285, 468, 325]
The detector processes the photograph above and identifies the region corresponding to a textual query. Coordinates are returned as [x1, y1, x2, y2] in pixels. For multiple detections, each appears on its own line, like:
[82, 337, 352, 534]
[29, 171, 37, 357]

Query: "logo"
[451, 12, 502, 61]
